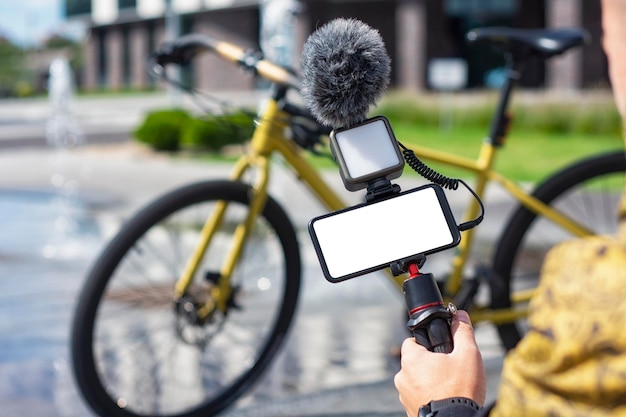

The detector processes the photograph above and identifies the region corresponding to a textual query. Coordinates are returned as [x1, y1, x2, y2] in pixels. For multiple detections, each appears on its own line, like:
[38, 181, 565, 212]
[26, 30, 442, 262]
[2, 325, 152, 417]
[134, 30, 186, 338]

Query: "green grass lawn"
[388, 121, 624, 184]
[188, 122, 623, 186]
[167, 89, 625, 187]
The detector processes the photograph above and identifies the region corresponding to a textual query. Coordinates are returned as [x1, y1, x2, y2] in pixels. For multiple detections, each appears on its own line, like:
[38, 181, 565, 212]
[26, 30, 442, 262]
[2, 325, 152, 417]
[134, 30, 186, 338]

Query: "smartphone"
[308, 184, 461, 282]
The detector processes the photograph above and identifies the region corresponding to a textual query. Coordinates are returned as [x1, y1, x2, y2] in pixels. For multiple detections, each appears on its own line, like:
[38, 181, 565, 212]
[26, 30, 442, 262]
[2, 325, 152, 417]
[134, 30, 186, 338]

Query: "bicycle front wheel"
[71, 180, 301, 417]
[492, 150, 626, 350]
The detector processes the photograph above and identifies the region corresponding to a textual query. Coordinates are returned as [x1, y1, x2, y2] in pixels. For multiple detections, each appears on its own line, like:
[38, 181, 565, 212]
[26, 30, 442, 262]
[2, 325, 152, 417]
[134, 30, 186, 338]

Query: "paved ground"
[0, 93, 508, 416]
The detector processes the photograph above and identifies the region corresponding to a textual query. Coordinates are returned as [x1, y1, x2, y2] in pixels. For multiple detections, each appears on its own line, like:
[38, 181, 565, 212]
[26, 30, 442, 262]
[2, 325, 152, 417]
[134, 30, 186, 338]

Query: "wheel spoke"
[492, 152, 625, 350]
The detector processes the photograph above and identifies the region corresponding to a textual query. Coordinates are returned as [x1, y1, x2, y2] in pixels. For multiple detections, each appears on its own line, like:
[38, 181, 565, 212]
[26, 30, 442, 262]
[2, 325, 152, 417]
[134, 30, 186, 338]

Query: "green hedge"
[135, 91, 622, 153]
[134, 109, 190, 151]
[181, 111, 255, 151]
[377, 91, 623, 137]
[134, 109, 255, 152]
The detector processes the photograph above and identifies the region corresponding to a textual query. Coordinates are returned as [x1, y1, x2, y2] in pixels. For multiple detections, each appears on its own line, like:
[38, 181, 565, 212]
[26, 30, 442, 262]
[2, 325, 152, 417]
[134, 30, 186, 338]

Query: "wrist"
[418, 397, 481, 417]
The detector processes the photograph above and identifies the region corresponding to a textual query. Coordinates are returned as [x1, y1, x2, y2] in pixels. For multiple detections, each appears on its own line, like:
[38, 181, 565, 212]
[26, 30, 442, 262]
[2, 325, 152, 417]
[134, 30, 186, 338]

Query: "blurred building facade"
[65, 0, 608, 92]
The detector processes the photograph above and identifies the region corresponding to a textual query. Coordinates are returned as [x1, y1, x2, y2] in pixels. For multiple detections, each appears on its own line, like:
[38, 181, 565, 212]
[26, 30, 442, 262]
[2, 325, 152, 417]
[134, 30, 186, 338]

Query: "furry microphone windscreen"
[300, 18, 391, 128]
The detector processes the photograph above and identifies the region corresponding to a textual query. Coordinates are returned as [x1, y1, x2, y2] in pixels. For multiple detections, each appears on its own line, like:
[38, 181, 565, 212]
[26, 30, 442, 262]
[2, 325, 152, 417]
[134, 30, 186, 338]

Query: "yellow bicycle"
[71, 27, 625, 417]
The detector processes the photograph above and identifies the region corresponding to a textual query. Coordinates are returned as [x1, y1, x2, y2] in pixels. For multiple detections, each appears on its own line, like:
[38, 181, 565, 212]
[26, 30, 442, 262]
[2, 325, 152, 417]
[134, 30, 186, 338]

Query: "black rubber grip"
[403, 273, 453, 353]
[426, 317, 453, 353]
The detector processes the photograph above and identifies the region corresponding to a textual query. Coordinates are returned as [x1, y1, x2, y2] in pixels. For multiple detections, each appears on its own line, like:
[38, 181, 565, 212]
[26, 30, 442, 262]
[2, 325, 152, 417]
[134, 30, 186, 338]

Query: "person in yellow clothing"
[394, 1, 626, 416]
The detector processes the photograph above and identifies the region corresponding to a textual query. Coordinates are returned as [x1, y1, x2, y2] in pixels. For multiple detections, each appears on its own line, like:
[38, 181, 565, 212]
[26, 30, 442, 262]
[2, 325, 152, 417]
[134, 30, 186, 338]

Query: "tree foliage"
[0, 37, 27, 97]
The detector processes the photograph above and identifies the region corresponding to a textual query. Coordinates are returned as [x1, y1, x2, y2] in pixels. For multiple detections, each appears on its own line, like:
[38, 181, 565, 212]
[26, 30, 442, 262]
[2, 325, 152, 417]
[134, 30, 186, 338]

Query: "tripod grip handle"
[412, 327, 432, 350]
[403, 272, 453, 353]
[425, 317, 453, 353]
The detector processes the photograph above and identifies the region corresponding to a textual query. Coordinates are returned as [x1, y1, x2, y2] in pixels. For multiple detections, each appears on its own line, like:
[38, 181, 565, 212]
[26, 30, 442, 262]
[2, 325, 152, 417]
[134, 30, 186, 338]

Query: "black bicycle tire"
[491, 150, 626, 350]
[71, 179, 301, 417]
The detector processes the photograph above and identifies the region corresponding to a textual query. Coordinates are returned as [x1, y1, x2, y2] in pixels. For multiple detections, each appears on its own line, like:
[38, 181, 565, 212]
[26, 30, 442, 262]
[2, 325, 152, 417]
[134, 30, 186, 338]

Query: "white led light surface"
[334, 119, 402, 179]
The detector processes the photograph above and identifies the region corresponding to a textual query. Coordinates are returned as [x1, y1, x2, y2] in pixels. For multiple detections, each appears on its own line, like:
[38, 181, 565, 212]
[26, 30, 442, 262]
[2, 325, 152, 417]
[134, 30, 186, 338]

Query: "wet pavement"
[0, 94, 507, 417]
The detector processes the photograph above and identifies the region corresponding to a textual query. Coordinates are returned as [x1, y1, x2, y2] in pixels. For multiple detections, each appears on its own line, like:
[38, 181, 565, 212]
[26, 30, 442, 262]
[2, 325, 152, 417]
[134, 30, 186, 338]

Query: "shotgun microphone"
[301, 18, 400, 193]
[300, 18, 391, 128]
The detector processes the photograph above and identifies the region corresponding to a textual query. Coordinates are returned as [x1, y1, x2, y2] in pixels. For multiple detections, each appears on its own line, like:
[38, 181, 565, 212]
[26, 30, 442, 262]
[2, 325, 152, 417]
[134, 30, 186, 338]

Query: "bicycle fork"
[174, 98, 292, 321]
[173, 157, 271, 321]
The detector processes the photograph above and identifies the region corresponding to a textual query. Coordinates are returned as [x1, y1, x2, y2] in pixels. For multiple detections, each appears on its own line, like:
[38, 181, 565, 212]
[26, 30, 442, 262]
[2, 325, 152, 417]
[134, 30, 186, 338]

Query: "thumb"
[450, 310, 477, 347]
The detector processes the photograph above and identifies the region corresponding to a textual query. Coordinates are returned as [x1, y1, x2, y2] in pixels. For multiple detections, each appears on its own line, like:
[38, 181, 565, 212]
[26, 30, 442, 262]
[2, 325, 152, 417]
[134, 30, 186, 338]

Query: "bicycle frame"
[173, 97, 347, 318]
[407, 142, 593, 325]
[172, 90, 597, 325]
[166, 36, 597, 326]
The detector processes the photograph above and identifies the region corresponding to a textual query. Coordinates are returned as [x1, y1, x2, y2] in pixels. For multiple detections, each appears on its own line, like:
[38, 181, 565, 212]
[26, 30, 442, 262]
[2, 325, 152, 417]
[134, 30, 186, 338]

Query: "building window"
[180, 14, 194, 87]
[444, 0, 518, 17]
[119, 0, 137, 10]
[146, 20, 156, 86]
[441, 0, 522, 88]
[96, 28, 107, 87]
[65, 0, 91, 17]
[122, 26, 131, 86]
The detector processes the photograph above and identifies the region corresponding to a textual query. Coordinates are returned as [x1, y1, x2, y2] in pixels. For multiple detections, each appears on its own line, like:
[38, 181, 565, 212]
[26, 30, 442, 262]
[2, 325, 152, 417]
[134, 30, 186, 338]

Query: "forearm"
[601, 0, 626, 117]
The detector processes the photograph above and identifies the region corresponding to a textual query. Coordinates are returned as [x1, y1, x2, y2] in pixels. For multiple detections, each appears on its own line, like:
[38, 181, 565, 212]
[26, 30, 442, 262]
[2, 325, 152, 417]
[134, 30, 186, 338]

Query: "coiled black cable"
[399, 142, 459, 190]
[398, 141, 484, 231]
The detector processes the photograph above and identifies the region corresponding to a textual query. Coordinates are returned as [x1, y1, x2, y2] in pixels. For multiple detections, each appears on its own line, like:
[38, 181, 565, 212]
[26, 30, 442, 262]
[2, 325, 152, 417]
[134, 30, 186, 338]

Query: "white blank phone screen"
[311, 187, 455, 279]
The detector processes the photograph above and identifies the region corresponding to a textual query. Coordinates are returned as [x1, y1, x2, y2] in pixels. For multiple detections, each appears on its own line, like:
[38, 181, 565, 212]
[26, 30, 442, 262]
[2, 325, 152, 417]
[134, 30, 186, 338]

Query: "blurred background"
[0, 1, 623, 416]
[0, 0, 613, 96]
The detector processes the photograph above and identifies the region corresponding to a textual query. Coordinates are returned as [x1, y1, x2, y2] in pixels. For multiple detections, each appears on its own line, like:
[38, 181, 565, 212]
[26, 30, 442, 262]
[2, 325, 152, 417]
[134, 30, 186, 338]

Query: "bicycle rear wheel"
[492, 150, 626, 350]
[71, 180, 301, 417]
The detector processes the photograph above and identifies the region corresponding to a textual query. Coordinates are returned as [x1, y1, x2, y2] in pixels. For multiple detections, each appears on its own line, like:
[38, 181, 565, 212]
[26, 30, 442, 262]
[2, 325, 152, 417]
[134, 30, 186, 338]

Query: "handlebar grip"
[209, 39, 299, 86]
[256, 60, 300, 88]
[153, 34, 213, 66]
[152, 34, 299, 89]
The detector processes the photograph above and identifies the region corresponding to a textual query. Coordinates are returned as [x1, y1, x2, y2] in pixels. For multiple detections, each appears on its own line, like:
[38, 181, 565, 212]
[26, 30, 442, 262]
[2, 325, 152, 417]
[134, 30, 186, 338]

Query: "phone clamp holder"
[365, 178, 401, 202]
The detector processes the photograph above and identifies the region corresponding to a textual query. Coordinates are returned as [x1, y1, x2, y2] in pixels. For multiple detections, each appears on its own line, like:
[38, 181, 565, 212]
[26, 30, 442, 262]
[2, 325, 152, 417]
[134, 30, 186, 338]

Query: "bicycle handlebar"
[152, 33, 301, 90]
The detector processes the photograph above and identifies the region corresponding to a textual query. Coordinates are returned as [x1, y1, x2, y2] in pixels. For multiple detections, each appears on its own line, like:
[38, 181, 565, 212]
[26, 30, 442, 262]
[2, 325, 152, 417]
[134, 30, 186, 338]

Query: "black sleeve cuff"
[419, 397, 482, 417]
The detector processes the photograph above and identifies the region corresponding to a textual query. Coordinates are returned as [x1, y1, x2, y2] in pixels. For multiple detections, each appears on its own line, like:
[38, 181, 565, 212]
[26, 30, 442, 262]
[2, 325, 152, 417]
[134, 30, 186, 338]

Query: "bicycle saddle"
[466, 27, 589, 59]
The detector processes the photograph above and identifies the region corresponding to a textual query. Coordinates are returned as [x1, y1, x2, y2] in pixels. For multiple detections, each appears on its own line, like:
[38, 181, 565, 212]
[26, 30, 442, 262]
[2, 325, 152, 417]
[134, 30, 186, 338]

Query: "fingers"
[450, 310, 477, 349]
[400, 335, 428, 357]
[454, 309, 472, 327]
[395, 310, 486, 410]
